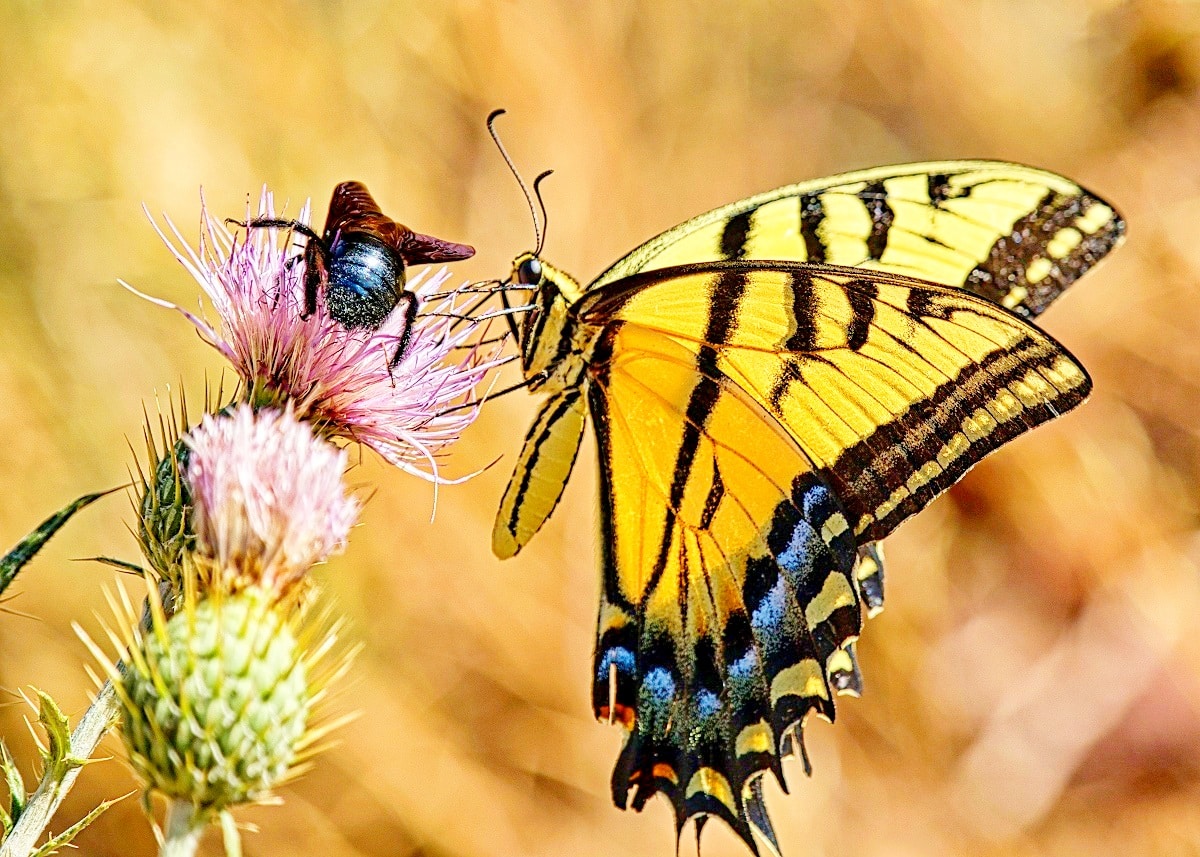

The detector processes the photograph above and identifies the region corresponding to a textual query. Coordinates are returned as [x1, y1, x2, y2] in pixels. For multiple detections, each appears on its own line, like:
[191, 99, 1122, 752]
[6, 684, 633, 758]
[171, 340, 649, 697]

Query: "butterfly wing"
[589, 161, 1123, 319]
[492, 388, 588, 559]
[587, 160, 1118, 619]
[591, 324, 858, 852]
[583, 262, 1090, 850]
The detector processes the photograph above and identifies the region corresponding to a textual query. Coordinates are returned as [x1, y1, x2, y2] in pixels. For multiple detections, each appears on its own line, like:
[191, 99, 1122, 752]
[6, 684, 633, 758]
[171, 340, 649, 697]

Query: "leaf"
[0, 741, 25, 828]
[29, 793, 126, 857]
[33, 691, 82, 777]
[0, 488, 122, 597]
[73, 556, 146, 575]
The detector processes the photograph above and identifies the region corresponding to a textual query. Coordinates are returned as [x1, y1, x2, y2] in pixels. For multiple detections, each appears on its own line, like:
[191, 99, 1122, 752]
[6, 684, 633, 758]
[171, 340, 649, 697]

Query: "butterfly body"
[492, 161, 1123, 853]
[510, 254, 594, 395]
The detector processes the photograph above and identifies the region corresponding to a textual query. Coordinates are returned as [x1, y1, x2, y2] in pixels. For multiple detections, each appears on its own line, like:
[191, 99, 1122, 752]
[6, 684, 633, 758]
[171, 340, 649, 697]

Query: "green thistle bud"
[119, 588, 308, 814]
[138, 439, 194, 584]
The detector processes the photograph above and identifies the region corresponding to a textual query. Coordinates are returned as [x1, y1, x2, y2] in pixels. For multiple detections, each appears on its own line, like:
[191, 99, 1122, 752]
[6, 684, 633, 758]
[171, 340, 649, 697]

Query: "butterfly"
[490, 158, 1123, 854]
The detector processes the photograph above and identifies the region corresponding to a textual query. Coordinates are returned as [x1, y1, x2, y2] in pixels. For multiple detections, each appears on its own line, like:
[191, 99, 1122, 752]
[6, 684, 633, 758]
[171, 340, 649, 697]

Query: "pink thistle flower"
[124, 189, 502, 483]
[184, 404, 360, 596]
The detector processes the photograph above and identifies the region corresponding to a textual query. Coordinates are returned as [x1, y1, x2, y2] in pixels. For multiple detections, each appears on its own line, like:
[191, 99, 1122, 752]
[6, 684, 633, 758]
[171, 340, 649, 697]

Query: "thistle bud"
[119, 588, 307, 814]
[138, 433, 195, 588]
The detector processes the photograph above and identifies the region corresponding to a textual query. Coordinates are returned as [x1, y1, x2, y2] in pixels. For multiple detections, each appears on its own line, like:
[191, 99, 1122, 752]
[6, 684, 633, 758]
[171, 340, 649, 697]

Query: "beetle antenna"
[487, 108, 543, 253]
[532, 170, 553, 256]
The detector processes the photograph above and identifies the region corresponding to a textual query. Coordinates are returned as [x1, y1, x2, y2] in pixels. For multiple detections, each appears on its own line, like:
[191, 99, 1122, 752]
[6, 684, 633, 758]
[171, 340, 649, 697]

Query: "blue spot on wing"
[776, 520, 823, 581]
[729, 647, 758, 681]
[597, 646, 636, 684]
[798, 480, 855, 563]
[750, 575, 787, 637]
[642, 667, 676, 704]
[695, 689, 721, 720]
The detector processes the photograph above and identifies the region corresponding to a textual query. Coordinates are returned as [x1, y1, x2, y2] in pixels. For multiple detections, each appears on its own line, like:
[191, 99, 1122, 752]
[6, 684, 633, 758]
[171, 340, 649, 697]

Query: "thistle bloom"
[125, 190, 502, 482]
[84, 405, 359, 847]
[184, 404, 360, 599]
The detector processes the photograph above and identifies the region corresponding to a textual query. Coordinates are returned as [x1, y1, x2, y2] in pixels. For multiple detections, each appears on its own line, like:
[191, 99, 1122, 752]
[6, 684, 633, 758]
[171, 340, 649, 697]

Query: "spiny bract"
[120, 589, 307, 812]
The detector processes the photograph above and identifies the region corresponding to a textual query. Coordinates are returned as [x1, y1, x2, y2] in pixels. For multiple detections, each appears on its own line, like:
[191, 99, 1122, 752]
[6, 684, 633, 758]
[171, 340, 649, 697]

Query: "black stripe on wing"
[961, 190, 1124, 318]
[590, 365, 863, 852]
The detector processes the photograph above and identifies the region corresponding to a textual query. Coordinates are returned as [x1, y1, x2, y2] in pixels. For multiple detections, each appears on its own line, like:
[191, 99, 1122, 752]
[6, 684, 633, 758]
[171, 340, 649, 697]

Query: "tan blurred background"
[0, 1, 1198, 855]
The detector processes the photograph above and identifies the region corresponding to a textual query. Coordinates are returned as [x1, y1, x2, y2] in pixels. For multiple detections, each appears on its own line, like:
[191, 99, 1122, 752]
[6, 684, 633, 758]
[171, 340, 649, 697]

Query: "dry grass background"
[0, 1, 1198, 855]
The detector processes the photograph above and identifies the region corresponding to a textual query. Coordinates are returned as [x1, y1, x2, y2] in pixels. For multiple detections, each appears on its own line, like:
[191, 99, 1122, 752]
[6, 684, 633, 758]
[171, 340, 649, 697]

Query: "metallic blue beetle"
[232, 181, 474, 366]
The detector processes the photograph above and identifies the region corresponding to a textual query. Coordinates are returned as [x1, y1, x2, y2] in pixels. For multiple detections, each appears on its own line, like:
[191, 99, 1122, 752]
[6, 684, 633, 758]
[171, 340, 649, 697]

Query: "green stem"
[0, 588, 167, 857]
[159, 801, 204, 857]
[0, 682, 119, 857]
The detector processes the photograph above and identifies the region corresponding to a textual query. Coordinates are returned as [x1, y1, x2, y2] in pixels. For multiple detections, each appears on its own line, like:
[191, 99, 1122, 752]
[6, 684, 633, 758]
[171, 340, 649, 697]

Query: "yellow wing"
[590, 161, 1123, 319]
[583, 261, 1091, 541]
[492, 389, 587, 558]
[584, 263, 1090, 851]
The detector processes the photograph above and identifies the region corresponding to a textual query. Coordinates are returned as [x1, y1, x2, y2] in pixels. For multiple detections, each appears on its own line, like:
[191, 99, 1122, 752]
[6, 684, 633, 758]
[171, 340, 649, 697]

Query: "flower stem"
[0, 682, 119, 857]
[0, 587, 166, 857]
[160, 800, 204, 857]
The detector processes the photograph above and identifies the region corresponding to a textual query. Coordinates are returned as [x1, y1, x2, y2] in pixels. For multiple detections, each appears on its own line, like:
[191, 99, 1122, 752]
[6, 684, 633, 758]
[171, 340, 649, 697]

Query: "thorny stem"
[0, 683, 119, 857]
[0, 589, 163, 857]
[159, 801, 204, 857]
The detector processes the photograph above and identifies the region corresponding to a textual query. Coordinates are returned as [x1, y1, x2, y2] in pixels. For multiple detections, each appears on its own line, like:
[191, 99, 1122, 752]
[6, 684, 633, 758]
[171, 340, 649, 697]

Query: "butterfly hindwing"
[590, 161, 1123, 320]
[589, 322, 858, 850]
[582, 263, 1090, 849]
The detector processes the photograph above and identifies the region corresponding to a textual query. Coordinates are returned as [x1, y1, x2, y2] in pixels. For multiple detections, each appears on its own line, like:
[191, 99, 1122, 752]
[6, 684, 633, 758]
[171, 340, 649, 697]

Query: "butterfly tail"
[599, 473, 865, 854]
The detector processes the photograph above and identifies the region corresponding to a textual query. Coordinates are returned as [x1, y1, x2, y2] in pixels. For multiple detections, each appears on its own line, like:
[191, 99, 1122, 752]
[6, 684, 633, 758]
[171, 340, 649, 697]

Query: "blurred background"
[0, 1, 1197, 854]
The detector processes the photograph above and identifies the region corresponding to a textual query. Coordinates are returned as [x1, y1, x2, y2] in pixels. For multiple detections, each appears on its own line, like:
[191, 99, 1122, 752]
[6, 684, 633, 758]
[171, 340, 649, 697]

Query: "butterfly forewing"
[590, 161, 1123, 319]
[583, 263, 1091, 541]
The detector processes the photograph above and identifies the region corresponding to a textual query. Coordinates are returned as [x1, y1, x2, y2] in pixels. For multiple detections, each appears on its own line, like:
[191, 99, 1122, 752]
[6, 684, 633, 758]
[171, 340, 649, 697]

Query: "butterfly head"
[509, 252, 585, 392]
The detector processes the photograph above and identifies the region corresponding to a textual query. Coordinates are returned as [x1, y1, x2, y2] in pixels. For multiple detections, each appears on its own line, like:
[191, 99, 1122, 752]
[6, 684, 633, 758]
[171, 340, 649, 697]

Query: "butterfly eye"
[516, 257, 543, 285]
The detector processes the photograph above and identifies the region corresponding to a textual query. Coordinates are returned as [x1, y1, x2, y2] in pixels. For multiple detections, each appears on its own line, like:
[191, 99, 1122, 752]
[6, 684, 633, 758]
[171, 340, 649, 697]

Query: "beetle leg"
[388, 291, 420, 372]
[226, 217, 323, 244]
[302, 241, 327, 320]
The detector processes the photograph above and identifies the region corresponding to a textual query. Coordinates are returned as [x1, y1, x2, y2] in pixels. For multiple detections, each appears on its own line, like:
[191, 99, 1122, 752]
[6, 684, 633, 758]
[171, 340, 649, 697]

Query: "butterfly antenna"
[487, 108, 543, 252]
[532, 169, 553, 255]
[437, 370, 545, 416]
